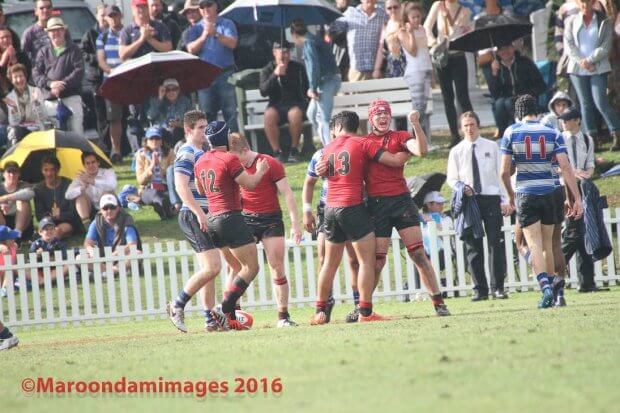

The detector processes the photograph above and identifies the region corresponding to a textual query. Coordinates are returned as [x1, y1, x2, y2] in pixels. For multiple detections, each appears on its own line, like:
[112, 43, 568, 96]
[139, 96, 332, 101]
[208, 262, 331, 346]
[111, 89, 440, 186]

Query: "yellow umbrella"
[0, 130, 113, 183]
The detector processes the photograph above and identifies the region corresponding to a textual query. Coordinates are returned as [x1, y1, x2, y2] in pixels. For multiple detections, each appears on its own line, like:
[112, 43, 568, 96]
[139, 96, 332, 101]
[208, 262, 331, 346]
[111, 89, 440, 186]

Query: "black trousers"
[464, 195, 506, 295]
[562, 217, 595, 290]
[436, 54, 473, 138]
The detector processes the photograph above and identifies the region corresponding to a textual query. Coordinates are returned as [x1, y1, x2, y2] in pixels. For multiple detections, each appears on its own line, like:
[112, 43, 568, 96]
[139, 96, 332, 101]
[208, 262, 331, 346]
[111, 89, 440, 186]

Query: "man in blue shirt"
[186, 0, 238, 131]
[500, 95, 583, 309]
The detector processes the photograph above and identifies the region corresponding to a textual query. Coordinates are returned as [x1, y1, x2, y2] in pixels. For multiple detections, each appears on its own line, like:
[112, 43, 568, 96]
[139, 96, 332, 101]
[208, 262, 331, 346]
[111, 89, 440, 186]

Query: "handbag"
[430, 37, 449, 68]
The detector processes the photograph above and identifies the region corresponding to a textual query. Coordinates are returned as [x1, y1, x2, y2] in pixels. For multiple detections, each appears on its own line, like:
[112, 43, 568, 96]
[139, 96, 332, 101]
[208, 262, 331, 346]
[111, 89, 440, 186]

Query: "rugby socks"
[431, 293, 444, 307]
[204, 310, 215, 323]
[352, 289, 360, 306]
[0, 327, 12, 339]
[553, 276, 565, 298]
[536, 273, 551, 292]
[174, 290, 192, 309]
[222, 277, 249, 314]
[315, 301, 327, 313]
[359, 301, 373, 317]
[278, 311, 290, 320]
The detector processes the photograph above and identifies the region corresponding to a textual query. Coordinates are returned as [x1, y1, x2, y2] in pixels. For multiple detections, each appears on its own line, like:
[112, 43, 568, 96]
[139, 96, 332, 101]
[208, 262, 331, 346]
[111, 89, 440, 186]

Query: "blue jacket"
[580, 179, 612, 261]
[302, 32, 338, 92]
[451, 181, 484, 241]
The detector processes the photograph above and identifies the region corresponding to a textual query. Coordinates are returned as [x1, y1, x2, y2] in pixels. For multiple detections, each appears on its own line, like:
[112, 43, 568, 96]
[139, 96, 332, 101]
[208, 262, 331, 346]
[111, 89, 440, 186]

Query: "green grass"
[2, 288, 619, 413]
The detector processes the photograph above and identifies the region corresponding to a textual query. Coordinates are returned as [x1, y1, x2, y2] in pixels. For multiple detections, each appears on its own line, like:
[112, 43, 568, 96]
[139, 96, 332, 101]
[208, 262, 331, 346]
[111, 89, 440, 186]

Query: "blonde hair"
[228, 132, 250, 152]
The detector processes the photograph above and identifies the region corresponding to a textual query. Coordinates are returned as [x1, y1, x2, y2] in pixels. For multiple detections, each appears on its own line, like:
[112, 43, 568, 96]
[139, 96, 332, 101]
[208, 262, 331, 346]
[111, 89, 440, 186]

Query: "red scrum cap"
[368, 99, 391, 119]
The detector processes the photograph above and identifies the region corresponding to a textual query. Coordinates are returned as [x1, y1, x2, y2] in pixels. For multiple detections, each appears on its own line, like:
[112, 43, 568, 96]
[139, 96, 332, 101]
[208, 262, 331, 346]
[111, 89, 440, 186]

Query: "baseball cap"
[145, 126, 163, 139]
[181, 0, 200, 14]
[2, 161, 20, 173]
[162, 78, 180, 89]
[199, 0, 217, 8]
[423, 191, 446, 204]
[38, 216, 56, 231]
[99, 194, 119, 209]
[558, 106, 581, 121]
[105, 5, 122, 16]
[132, 0, 148, 7]
[45, 17, 67, 31]
[206, 120, 229, 148]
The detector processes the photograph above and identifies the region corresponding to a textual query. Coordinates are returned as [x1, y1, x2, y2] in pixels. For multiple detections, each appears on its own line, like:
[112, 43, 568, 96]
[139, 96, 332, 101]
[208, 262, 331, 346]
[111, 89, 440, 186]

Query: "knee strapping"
[273, 277, 288, 286]
[375, 253, 387, 261]
[406, 241, 424, 254]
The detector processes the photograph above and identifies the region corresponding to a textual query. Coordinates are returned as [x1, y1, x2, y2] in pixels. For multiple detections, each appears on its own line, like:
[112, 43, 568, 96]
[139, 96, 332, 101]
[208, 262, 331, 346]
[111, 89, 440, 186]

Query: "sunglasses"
[102, 205, 117, 211]
[5, 169, 19, 174]
[165, 87, 180, 92]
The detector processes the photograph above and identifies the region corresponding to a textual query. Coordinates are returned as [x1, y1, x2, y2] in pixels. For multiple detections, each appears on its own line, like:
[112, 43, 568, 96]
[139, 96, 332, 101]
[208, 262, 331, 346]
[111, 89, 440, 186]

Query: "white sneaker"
[166, 301, 187, 333]
[0, 335, 19, 351]
[277, 317, 298, 328]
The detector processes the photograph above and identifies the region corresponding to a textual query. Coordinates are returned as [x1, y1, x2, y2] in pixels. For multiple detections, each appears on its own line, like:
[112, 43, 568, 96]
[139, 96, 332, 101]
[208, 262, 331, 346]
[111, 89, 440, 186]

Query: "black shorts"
[268, 102, 306, 126]
[324, 203, 374, 243]
[553, 186, 566, 225]
[316, 204, 325, 234]
[207, 211, 255, 249]
[368, 193, 421, 237]
[243, 212, 285, 242]
[516, 192, 557, 228]
[178, 209, 215, 252]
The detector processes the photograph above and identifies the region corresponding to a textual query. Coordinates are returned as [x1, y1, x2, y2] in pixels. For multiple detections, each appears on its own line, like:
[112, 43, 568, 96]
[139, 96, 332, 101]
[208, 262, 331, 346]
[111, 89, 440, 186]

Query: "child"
[29, 216, 68, 286]
[0, 225, 19, 297]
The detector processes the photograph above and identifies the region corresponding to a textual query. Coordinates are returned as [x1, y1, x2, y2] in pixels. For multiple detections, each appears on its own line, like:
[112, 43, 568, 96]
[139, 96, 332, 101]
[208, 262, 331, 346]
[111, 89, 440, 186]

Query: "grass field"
[2, 288, 619, 413]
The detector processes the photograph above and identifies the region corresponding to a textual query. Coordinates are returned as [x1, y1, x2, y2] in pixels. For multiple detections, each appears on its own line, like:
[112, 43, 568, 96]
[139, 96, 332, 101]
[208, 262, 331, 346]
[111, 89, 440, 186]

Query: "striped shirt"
[500, 120, 566, 195]
[306, 149, 327, 206]
[96, 28, 122, 79]
[174, 142, 207, 211]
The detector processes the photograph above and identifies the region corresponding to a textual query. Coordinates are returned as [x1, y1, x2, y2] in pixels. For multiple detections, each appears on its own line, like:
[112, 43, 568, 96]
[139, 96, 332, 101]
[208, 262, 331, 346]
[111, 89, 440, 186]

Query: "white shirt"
[65, 168, 118, 207]
[562, 130, 595, 171]
[447, 136, 508, 203]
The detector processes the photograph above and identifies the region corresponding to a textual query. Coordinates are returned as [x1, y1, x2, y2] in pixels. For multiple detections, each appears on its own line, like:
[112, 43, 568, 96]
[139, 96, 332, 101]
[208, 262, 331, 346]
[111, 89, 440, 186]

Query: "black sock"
[359, 301, 372, 317]
[222, 277, 249, 314]
[204, 310, 214, 322]
[0, 327, 12, 339]
[174, 290, 191, 308]
[352, 290, 360, 306]
[278, 311, 289, 320]
[431, 293, 444, 307]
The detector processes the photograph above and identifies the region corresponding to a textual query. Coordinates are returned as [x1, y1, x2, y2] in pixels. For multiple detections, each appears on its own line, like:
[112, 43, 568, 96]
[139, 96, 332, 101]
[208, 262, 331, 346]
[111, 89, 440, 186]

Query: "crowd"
[0, 0, 619, 348]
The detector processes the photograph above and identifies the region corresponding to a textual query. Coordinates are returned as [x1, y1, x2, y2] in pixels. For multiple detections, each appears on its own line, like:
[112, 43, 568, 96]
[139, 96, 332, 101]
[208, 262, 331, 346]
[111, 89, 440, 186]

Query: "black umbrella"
[408, 172, 447, 209]
[449, 14, 532, 53]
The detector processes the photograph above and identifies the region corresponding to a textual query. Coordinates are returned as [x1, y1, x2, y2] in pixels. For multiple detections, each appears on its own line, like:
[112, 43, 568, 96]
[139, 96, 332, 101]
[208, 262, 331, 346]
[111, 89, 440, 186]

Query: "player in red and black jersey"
[310, 111, 410, 324]
[365, 99, 450, 317]
[194, 121, 271, 330]
[226, 132, 302, 328]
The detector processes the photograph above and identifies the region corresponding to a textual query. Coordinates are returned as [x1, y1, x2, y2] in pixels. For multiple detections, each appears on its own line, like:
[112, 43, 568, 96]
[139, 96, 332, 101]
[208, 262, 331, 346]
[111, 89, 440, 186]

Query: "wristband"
[302, 203, 313, 213]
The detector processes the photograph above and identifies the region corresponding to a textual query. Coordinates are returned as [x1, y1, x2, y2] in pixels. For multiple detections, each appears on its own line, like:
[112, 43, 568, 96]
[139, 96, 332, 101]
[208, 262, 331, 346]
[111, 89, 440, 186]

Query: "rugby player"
[364, 99, 450, 318]
[166, 110, 219, 333]
[226, 132, 302, 327]
[500, 95, 583, 309]
[195, 121, 271, 330]
[310, 111, 411, 324]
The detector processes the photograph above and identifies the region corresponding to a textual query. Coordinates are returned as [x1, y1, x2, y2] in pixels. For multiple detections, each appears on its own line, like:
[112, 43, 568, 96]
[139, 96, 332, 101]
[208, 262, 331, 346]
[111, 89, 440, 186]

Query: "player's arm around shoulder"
[235, 156, 270, 190]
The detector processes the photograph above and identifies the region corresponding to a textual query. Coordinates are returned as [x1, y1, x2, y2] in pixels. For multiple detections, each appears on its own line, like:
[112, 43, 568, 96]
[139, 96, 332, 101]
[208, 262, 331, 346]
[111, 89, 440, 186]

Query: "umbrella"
[98, 51, 222, 105]
[408, 172, 447, 209]
[221, 0, 342, 27]
[449, 13, 532, 53]
[601, 163, 620, 178]
[0, 129, 112, 183]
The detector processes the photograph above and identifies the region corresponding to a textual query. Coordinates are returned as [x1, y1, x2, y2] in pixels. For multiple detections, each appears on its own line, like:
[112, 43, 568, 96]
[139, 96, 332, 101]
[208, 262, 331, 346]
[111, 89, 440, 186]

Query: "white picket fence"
[2, 209, 619, 329]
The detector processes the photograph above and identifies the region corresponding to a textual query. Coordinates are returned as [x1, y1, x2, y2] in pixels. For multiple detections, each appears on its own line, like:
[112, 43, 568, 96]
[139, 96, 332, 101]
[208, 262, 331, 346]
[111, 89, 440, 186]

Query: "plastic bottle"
[127, 202, 140, 211]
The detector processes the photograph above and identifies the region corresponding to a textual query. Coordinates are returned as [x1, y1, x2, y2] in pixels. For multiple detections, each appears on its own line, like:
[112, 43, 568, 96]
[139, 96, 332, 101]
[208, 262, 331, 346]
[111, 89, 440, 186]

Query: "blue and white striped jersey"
[306, 149, 328, 207]
[500, 120, 566, 195]
[174, 142, 207, 211]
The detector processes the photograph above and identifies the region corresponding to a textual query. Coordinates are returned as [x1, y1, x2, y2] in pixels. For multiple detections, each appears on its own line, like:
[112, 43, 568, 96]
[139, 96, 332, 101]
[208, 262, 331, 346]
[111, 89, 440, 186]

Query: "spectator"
[330, 0, 388, 81]
[147, 78, 192, 146]
[65, 151, 117, 230]
[259, 41, 309, 163]
[0, 225, 19, 297]
[0, 5, 22, 52]
[21, 0, 69, 64]
[149, 0, 182, 48]
[32, 17, 85, 135]
[96, 5, 125, 163]
[177, 0, 201, 51]
[373, 0, 406, 79]
[328, 0, 352, 81]
[420, 191, 453, 272]
[186, 0, 239, 131]
[28, 216, 68, 286]
[541, 91, 574, 131]
[399, 2, 433, 139]
[119, 0, 172, 61]
[290, 18, 341, 147]
[0, 26, 30, 97]
[4, 63, 50, 146]
[135, 126, 175, 219]
[33, 155, 79, 240]
[558, 107, 601, 292]
[564, 0, 620, 151]
[487, 42, 547, 137]
[447, 111, 513, 300]
[0, 161, 34, 242]
[83, 194, 141, 274]
[424, 0, 474, 147]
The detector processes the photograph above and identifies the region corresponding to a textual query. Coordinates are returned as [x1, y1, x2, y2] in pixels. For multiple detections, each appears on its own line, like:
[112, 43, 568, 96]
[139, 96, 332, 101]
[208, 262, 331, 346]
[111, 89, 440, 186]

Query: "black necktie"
[472, 143, 482, 194]
[571, 136, 578, 167]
